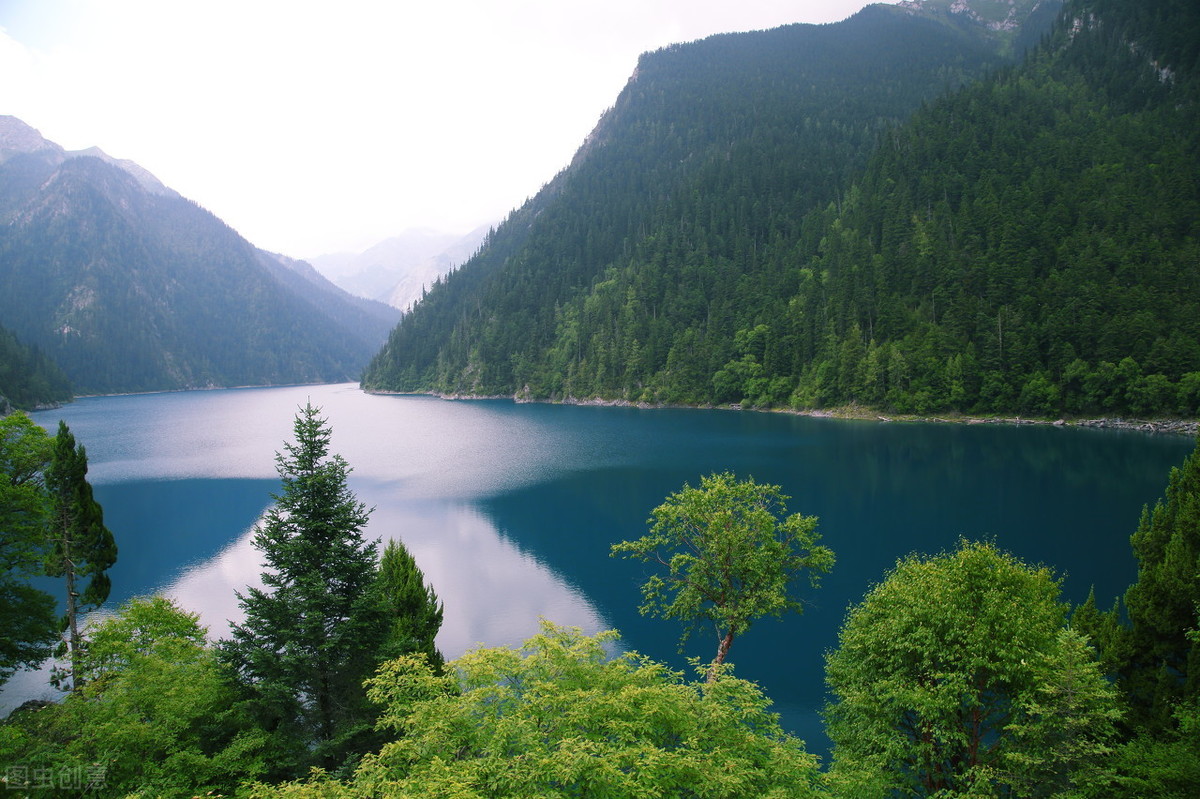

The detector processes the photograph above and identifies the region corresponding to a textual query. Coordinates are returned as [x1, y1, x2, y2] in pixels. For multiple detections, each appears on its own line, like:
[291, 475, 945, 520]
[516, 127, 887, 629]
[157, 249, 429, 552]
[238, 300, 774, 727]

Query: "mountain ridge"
[0, 118, 400, 395]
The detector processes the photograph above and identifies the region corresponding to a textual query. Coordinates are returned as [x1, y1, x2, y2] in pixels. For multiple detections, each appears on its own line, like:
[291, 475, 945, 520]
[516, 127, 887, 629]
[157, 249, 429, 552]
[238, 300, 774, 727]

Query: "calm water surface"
[10, 382, 1195, 756]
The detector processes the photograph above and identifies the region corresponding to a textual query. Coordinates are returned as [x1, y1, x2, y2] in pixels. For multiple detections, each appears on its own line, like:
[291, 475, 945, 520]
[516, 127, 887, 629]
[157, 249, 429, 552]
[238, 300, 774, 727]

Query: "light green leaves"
[612, 472, 833, 668]
[825, 540, 1120, 797]
[268, 622, 822, 798]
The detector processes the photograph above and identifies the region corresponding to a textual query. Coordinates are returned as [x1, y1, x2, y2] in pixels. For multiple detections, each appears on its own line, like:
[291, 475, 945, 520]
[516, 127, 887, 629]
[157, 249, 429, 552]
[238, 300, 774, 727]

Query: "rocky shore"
[369, 388, 1200, 437]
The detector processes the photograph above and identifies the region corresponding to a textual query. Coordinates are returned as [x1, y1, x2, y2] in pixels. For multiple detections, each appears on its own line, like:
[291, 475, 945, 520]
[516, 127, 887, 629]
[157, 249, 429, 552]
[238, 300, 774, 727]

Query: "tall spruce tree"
[1121, 432, 1200, 732]
[43, 420, 116, 693]
[221, 403, 387, 771]
[376, 538, 444, 670]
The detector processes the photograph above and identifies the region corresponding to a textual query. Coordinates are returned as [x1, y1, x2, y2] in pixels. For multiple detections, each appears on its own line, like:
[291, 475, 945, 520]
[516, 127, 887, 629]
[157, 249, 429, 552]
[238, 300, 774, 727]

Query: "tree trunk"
[707, 630, 736, 683]
[64, 548, 81, 693]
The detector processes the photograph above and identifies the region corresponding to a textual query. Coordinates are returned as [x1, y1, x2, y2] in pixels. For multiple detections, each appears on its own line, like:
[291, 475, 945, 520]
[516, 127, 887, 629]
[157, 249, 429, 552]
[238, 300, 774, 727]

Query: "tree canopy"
[251, 622, 824, 799]
[612, 471, 833, 675]
[0, 411, 57, 687]
[362, 0, 1200, 421]
[824, 540, 1120, 797]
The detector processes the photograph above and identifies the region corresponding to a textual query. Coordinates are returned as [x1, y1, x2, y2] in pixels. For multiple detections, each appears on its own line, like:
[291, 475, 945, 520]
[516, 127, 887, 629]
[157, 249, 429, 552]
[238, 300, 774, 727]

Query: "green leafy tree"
[249, 622, 824, 798]
[0, 411, 57, 687]
[220, 403, 387, 772]
[376, 538, 444, 670]
[43, 420, 116, 693]
[0, 597, 270, 798]
[611, 471, 834, 677]
[824, 540, 1121, 797]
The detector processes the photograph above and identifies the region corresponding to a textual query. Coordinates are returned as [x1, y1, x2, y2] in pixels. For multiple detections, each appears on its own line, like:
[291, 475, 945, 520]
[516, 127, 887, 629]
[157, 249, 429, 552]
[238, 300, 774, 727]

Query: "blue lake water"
[9, 382, 1196, 758]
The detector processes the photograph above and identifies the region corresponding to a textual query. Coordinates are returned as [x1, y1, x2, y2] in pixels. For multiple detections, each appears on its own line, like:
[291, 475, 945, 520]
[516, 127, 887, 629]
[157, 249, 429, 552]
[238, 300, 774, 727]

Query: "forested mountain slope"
[0, 118, 400, 395]
[362, 2, 1048, 398]
[783, 0, 1200, 417]
[366, 0, 1200, 420]
[0, 322, 71, 411]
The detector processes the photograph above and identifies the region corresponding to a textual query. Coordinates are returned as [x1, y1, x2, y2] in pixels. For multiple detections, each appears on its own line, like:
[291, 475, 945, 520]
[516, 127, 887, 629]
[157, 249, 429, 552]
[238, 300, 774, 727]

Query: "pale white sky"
[0, 1, 897, 258]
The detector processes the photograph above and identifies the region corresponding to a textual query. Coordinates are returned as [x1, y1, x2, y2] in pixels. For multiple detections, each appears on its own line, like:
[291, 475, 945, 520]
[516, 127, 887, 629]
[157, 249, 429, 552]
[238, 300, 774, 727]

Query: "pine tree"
[43, 420, 116, 693]
[221, 403, 386, 770]
[1122, 432, 1200, 731]
[376, 538, 444, 670]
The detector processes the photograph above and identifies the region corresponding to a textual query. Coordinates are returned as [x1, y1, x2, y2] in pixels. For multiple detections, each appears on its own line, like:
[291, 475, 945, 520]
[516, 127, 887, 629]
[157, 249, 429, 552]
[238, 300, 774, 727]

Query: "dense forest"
[0, 323, 71, 411]
[0, 127, 400, 396]
[363, 0, 1200, 420]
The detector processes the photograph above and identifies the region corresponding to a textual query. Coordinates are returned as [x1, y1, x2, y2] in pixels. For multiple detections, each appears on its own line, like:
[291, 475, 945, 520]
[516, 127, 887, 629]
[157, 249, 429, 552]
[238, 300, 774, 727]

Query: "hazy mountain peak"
[0, 115, 177, 198]
[68, 146, 178, 198]
[0, 115, 63, 163]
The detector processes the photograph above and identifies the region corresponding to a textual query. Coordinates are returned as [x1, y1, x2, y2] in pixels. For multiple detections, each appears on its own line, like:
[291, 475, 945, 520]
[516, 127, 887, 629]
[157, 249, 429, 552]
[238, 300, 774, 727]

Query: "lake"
[8, 382, 1195, 757]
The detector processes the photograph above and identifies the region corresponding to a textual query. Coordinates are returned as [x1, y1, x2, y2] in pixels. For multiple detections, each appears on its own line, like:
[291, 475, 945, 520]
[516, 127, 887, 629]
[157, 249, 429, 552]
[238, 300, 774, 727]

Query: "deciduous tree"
[0, 597, 269, 797]
[824, 540, 1120, 797]
[0, 411, 57, 687]
[249, 622, 824, 798]
[611, 471, 833, 678]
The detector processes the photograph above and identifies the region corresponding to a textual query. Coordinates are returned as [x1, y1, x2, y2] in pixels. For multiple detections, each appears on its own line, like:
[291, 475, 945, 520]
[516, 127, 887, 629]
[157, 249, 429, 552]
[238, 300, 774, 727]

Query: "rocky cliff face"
[897, 0, 1063, 36]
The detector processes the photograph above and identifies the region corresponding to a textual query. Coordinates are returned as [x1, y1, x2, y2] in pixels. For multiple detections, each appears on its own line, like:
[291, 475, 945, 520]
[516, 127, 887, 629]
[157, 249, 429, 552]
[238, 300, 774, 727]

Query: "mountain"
[308, 226, 490, 311]
[0, 117, 401, 395]
[361, 1, 1058, 400]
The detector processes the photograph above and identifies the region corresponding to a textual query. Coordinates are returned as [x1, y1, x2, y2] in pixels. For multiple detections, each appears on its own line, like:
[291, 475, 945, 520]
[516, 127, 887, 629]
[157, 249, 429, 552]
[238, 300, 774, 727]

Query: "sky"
[0, 0, 898, 258]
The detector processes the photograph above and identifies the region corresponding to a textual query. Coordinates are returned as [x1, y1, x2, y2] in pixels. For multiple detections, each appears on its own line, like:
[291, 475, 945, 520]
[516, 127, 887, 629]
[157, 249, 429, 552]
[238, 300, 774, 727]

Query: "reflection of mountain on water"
[473, 466, 834, 748]
[360, 497, 609, 658]
[94, 479, 277, 606]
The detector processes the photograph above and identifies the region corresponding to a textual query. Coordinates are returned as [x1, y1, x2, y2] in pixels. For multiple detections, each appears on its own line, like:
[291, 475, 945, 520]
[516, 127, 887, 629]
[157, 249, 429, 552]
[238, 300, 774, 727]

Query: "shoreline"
[362, 387, 1199, 437]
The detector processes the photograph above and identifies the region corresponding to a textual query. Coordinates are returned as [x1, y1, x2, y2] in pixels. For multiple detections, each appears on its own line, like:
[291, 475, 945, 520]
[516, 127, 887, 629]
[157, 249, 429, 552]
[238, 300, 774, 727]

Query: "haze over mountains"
[0, 116, 399, 400]
[307, 226, 490, 312]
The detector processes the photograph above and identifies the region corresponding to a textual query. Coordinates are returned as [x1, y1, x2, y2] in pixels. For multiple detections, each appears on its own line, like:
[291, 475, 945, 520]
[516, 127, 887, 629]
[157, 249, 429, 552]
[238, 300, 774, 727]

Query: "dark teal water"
[11, 383, 1195, 759]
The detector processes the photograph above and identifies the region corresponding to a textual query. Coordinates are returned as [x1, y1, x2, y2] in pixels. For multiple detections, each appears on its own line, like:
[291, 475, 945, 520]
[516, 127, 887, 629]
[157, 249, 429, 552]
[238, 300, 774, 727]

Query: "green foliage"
[611, 472, 833, 673]
[251, 622, 823, 798]
[1099, 699, 1200, 798]
[220, 403, 387, 773]
[824, 540, 1121, 797]
[0, 597, 270, 798]
[0, 324, 71, 410]
[0, 411, 56, 687]
[1120, 433, 1200, 731]
[43, 420, 116, 692]
[376, 538, 445, 670]
[1069, 434, 1200, 792]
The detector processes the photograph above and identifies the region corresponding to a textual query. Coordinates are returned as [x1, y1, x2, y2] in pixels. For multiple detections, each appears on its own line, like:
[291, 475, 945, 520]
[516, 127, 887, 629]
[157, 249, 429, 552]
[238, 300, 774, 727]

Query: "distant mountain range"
[308, 226, 490, 312]
[0, 116, 400, 398]
[362, 0, 1200, 420]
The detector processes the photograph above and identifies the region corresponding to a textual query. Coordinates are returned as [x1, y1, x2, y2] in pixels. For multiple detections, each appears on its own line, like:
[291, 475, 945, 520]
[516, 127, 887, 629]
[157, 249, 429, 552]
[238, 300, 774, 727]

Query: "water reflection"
[155, 493, 608, 655]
